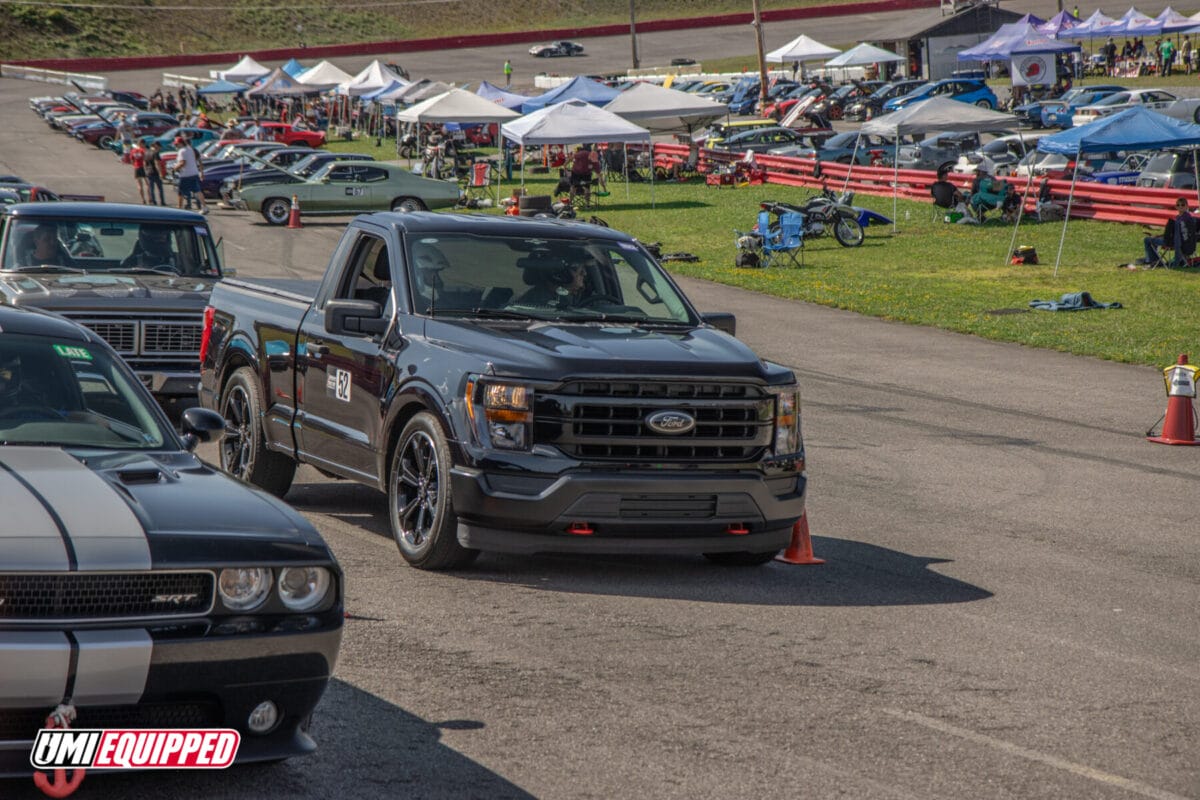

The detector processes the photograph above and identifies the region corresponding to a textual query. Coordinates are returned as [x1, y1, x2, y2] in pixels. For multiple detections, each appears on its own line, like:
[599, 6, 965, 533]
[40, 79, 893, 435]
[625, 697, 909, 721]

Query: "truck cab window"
[341, 234, 392, 315]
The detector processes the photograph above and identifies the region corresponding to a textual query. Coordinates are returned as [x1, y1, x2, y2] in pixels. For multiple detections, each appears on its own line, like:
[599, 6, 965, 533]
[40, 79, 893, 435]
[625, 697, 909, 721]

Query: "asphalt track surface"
[3, 11, 1200, 798]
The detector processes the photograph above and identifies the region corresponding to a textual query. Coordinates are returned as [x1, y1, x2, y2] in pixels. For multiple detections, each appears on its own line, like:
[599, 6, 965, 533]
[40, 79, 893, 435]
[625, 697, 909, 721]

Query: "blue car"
[1038, 85, 1126, 128]
[882, 78, 998, 113]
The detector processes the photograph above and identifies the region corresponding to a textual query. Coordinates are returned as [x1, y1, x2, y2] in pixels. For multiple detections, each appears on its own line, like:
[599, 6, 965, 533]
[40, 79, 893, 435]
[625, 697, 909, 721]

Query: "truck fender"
[376, 379, 464, 491]
[216, 333, 262, 393]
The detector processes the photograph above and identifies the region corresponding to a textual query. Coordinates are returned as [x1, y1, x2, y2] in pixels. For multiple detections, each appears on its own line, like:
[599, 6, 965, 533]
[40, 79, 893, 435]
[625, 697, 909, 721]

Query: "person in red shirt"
[129, 140, 148, 204]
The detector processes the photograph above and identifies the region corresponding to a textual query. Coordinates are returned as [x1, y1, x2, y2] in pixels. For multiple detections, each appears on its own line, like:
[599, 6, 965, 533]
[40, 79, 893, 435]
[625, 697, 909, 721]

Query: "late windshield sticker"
[327, 368, 352, 402]
[53, 344, 93, 360]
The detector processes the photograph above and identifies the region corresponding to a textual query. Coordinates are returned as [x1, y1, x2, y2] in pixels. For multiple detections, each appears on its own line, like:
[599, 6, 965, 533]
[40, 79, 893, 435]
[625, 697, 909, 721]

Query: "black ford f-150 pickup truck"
[200, 213, 806, 569]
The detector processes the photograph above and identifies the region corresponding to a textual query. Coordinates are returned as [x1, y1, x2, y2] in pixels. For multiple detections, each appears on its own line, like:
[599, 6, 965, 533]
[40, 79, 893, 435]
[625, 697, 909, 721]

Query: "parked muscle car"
[75, 111, 177, 148]
[883, 78, 998, 112]
[1071, 89, 1200, 126]
[0, 202, 227, 403]
[843, 79, 925, 121]
[1035, 85, 1125, 128]
[244, 122, 327, 148]
[0, 303, 342, 777]
[219, 152, 377, 204]
[231, 160, 461, 224]
[894, 131, 990, 172]
[528, 40, 585, 57]
[199, 147, 318, 199]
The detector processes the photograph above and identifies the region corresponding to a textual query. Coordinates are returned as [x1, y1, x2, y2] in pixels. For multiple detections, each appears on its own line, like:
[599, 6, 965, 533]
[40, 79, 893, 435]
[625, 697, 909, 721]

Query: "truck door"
[296, 230, 396, 482]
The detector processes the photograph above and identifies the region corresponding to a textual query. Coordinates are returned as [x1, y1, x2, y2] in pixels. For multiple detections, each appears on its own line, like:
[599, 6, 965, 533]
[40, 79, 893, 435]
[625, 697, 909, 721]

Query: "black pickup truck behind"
[200, 212, 806, 569]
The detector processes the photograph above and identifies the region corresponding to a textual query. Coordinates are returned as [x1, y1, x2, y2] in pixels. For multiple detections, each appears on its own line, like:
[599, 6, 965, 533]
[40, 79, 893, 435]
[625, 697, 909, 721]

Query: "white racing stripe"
[882, 708, 1192, 800]
[0, 447, 150, 570]
[0, 633, 70, 710]
[72, 630, 153, 706]
[0, 462, 70, 570]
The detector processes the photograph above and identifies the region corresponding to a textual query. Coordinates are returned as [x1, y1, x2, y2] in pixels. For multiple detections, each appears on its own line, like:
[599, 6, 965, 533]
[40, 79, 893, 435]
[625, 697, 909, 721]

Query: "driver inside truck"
[518, 250, 593, 307]
[18, 223, 75, 268]
[121, 226, 178, 270]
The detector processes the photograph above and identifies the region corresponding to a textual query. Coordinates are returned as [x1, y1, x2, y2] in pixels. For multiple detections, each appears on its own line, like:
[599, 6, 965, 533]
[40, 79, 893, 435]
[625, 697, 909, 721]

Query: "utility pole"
[751, 0, 769, 105]
[630, 0, 640, 69]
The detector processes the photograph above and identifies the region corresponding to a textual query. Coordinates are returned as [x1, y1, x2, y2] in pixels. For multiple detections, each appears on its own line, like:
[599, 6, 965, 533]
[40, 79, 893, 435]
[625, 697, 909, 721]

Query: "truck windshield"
[408, 234, 695, 324]
[2, 219, 221, 276]
[0, 334, 169, 449]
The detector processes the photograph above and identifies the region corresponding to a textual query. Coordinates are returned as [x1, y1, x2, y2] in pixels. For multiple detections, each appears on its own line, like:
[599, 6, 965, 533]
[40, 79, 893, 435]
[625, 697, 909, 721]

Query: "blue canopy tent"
[1060, 9, 1117, 38]
[1155, 6, 1197, 32]
[280, 58, 307, 77]
[958, 22, 1081, 61]
[197, 78, 248, 95]
[477, 81, 531, 111]
[1037, 10, 1079, 36]
[1034, 106, 1200, 272]
[1101, 7, 1161, 36]
[519, 76, 621, 113]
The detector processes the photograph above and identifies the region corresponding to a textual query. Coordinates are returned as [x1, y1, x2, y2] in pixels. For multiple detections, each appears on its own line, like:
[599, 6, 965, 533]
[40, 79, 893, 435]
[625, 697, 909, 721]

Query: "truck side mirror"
[701, 312, 736, 336]
[326, 298, 388, 336]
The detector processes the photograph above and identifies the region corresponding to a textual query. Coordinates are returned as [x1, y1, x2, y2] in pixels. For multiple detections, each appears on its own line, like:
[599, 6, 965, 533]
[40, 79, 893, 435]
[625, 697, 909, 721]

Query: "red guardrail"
[654, 143, 1189, 228]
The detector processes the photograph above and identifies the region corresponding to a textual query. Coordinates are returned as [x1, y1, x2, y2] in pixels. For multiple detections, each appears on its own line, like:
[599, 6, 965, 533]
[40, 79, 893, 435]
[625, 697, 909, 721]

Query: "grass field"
[325, 136, 1199, 367]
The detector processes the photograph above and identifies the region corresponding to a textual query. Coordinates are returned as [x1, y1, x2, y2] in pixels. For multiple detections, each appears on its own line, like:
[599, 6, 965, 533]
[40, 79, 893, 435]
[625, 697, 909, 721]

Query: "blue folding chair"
[759, 210, 805, 268]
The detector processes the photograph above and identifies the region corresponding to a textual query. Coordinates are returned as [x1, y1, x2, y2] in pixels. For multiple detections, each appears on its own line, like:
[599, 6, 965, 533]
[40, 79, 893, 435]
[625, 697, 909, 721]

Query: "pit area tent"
[1155, 6, 1197, 32]
[861, 96, 1017, 228]
[297, 60, 353, 87]
[477, 81, 530, 111]
[1034, 106, 1200, 272]
[824, 42, 904, 68]
[1060, 9, 1117, 38]
[245, 67, 324, 96]
[502, 99, 653, 202]
[340, 60, 407, 96]
[280, 58, 307, 77]
[197, 78, 248, 95]
[397, 88, 519, 125]
[957, 22, 1080, 61]
[765, 34, 840, 63]
[364, 79, 409, 103]
[219, 55, 270, 83]
[602, 81, 726, 134]
[399, 80, 455, 104]
[1037, 10, 1079, 36]
[519, 76, 622, 113]
[1102, 7, 1161, 36]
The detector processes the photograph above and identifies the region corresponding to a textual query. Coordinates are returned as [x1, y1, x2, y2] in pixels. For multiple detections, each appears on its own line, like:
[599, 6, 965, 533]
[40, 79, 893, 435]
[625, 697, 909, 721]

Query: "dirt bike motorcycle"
[759, 190, 865, 247]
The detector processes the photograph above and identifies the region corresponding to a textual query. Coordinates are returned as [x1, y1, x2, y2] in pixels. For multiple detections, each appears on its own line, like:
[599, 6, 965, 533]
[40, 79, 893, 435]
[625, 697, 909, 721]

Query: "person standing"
[1160, 37, 1175, 76]
[171, 137, 207, 215]
[1073, 4, 1080, 19]
[1184, 36, 1194, 74]
[503, 59, 513, 87]
[144, 142, 166, 206]
[129, 140, 148, 204]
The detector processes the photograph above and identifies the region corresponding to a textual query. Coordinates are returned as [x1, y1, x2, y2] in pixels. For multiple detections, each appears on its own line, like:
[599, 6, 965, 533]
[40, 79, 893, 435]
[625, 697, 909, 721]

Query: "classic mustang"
[0, 304, 343, 776]
[231, 159, 461, 224]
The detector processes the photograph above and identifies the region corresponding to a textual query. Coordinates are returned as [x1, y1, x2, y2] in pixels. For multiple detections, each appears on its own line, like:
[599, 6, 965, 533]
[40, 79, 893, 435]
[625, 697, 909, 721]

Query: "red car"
[252, 122, 326, 148]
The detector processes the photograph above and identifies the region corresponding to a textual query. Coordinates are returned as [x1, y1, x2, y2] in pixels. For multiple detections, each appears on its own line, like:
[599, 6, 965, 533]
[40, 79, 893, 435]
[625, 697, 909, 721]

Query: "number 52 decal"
[326, 368, 352, 402]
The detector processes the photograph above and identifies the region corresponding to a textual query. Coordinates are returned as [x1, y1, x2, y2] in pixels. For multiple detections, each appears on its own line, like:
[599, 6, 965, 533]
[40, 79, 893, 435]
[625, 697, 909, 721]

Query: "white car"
[527, 41, 585, 57]
[1071, 89, 1200, 127]
[952, 133, 1046, 176]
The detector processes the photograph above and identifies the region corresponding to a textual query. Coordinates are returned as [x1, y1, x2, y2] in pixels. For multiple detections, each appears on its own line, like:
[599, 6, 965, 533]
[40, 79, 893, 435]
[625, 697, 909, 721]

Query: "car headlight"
[466, 378, 533, 450]
[277, 566, 332, 611]
[218, 567, 272, 611]
[771, 384, 802, 456]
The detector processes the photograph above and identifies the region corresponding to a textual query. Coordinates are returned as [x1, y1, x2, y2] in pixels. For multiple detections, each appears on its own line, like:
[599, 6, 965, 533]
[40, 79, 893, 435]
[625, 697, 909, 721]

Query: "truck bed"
[222, 277, 320, 305]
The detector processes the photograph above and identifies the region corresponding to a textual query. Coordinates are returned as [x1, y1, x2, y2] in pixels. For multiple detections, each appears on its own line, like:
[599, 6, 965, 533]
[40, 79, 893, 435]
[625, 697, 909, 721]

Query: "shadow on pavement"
[3, 680, 531, 800]
[289, 480, 991, 608]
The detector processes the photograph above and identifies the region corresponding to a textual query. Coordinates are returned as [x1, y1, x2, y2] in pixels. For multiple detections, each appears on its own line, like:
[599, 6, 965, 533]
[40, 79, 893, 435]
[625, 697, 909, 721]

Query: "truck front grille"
[0, 571, 214, 623]
[535, 380, 773, 463]
[61, 313, 203, 358]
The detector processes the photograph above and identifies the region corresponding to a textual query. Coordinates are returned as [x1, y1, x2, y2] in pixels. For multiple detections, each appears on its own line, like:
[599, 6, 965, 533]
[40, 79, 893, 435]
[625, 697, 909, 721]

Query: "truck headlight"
[277, 566, 332, 611]
[771, 384, 801, 456]
[218, 567, 272, 611]
[466, 379, 532, 450]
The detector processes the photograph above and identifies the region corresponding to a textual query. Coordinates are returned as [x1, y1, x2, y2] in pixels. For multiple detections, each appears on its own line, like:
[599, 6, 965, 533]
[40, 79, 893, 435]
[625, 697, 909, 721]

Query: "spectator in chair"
[1142, 197, 1197, 266]
[930, 166, 964, 212]
[969, 167, 1009, 221]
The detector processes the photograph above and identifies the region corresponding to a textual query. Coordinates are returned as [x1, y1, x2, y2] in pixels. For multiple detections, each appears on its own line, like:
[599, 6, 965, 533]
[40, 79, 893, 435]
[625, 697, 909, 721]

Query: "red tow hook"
[725, 523, 750, 535]
[566, 522, 594, 535]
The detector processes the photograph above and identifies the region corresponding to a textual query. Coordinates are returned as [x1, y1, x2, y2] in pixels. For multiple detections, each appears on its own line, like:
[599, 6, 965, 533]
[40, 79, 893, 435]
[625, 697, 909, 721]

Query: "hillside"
[0, 0, 847, 61]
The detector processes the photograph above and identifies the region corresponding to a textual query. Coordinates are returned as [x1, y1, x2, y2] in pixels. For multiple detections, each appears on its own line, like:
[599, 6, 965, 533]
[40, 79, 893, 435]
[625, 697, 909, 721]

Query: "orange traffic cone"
[775, 511, 825, 565]
[286, 195, 303, 229]
[1148, 354, 1200, 445]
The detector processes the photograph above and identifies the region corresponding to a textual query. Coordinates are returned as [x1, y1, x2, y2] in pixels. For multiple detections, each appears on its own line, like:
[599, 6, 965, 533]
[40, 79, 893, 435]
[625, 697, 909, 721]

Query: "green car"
[233, 160, 462, 225]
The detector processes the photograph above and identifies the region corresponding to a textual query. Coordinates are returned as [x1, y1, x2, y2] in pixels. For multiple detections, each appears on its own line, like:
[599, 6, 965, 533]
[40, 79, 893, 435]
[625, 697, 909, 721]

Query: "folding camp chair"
[462, 160, 495, 203]
[759, 210, 805, 268]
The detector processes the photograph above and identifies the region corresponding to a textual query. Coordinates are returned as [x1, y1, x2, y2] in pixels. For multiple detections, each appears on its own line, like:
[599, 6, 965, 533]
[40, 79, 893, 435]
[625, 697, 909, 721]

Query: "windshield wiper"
[107, 267, 181, 276]
[10, 264, 87, 274]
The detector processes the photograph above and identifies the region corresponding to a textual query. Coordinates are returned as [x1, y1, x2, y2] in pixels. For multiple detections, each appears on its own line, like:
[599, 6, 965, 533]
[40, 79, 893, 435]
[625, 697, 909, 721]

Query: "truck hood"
[426, 319, 786, 382]
[0, 447, 325, 571]
[1, 272, 216, 304]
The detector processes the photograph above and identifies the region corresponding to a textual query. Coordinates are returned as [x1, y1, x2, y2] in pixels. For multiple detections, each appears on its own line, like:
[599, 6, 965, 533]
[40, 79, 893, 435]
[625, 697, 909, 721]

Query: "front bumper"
[0, 613, 342, 777]
[451, 465, 806, 555]
[134, 369, 200, 400]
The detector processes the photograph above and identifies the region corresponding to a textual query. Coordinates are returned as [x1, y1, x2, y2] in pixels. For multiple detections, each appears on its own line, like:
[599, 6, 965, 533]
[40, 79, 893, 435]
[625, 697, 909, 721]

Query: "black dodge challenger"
[0, 304, 343, 777]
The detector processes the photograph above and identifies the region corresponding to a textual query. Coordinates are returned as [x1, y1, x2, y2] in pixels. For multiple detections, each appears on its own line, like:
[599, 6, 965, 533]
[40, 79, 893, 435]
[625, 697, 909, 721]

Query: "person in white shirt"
[170, 136, 207, 215]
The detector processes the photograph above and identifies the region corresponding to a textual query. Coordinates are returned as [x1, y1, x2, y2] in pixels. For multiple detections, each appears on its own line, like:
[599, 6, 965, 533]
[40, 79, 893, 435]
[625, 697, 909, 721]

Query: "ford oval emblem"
[645, 410, 696, 435]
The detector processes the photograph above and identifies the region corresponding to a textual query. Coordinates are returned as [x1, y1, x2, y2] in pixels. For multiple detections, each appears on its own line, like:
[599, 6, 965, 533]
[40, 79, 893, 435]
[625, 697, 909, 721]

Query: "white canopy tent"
[824, 42, 904, 68]
[339, 60, 407, 96]
[296, 60, 353, 87]
[501, 100, 654, 204]
[766, 34, 841, 77]
[397, 88, 519, 124]
[861, 96, 1017, 229]
[219, 55, 270, 83]
[602, 82, 727, 134]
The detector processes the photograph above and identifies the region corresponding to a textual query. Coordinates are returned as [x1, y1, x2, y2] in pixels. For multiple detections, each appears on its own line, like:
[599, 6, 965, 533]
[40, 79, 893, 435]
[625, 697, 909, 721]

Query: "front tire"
[833, 216, 865, 247]
[974, 99, 993, 109]
[262, 197, 291, 225]
[388, 412, 479, 570]
[392, 197, 426, 213]
[219, 367, 296, 498]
